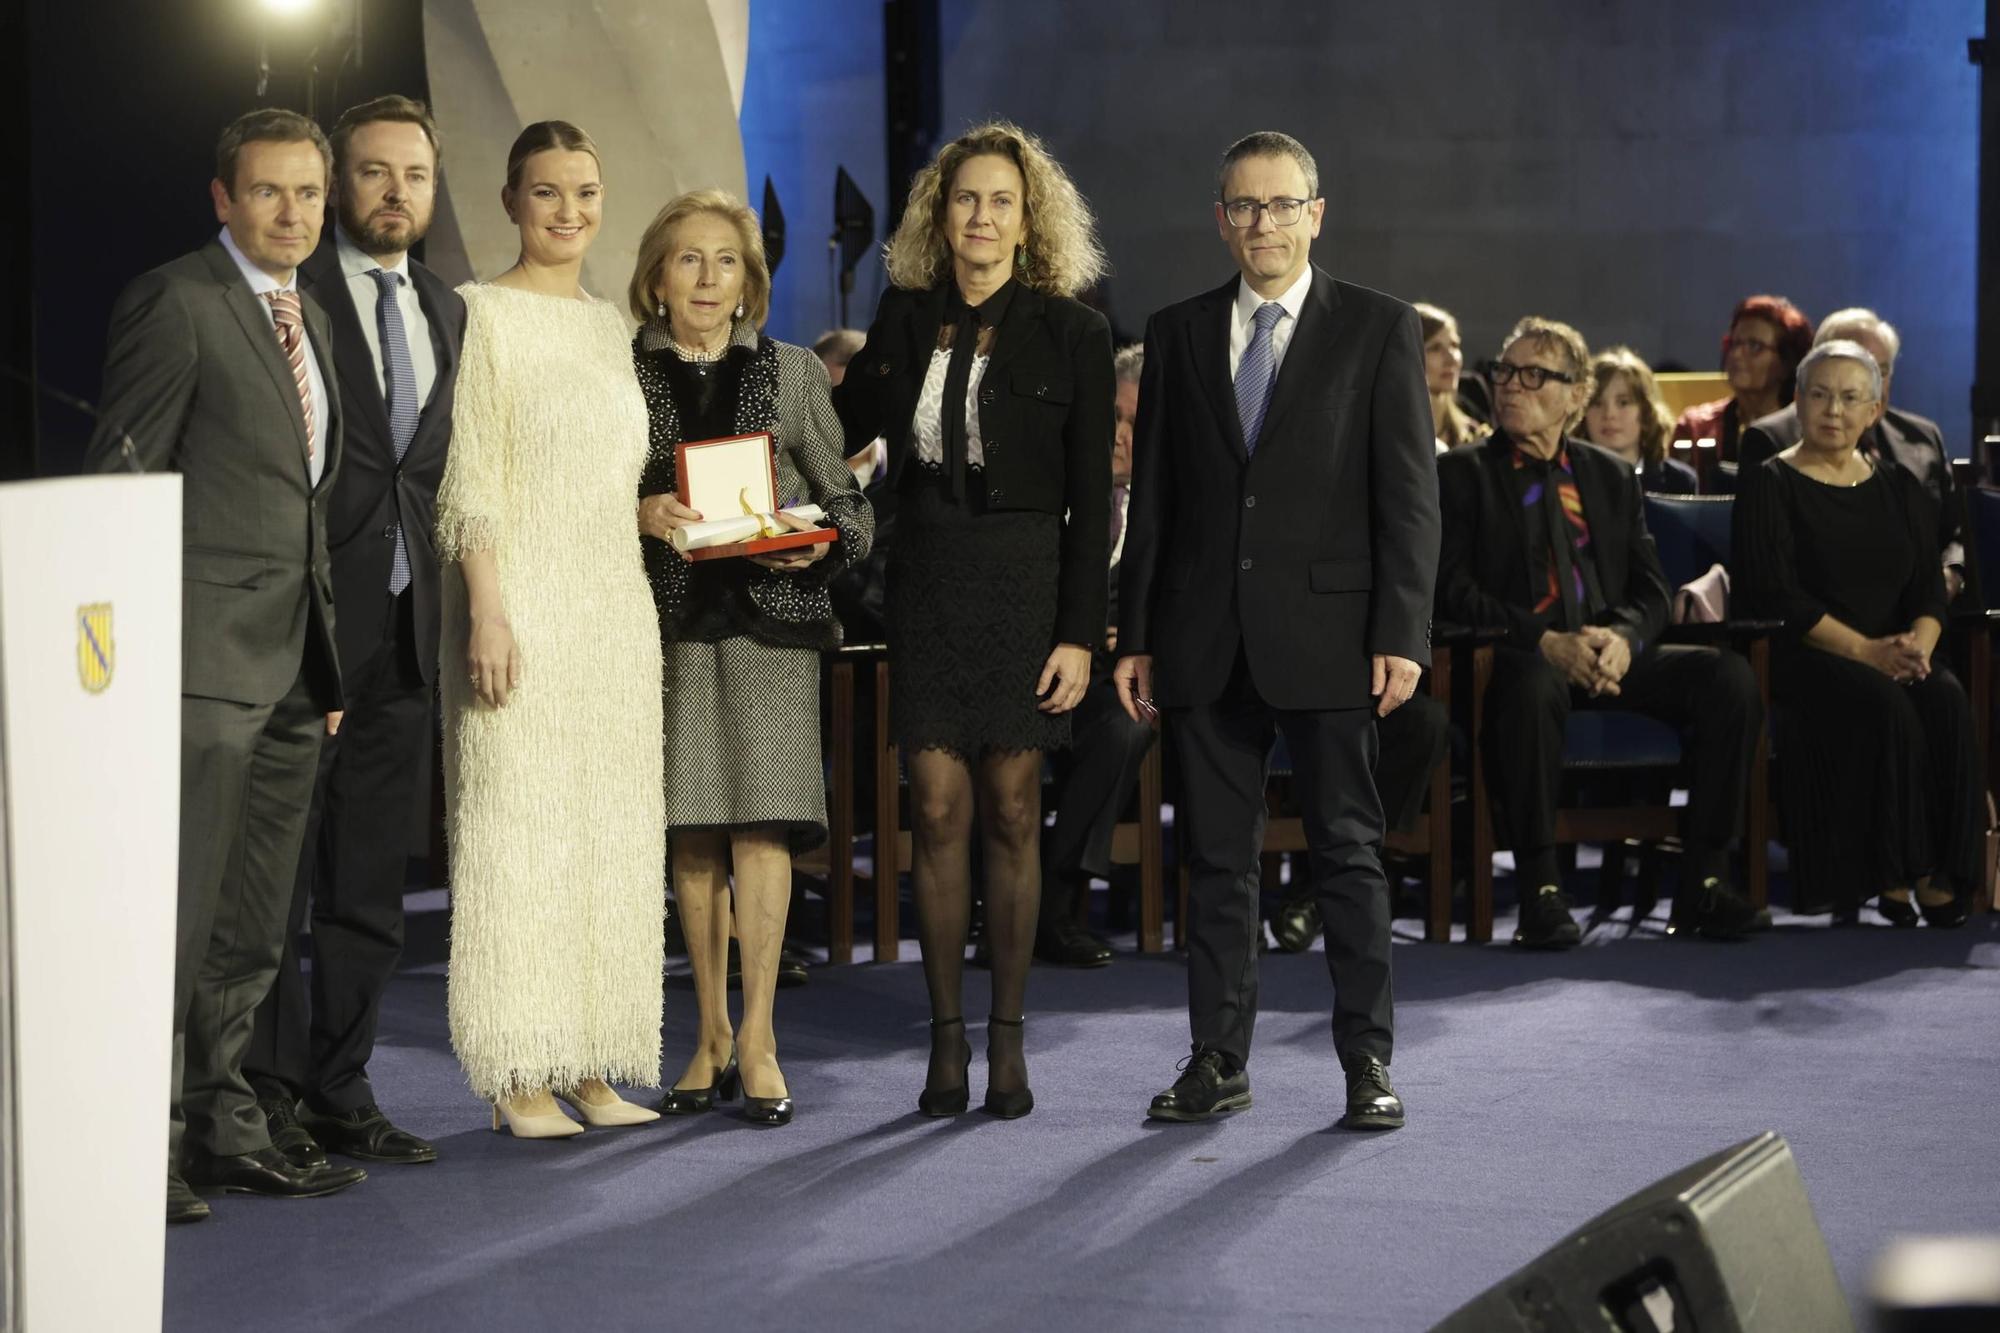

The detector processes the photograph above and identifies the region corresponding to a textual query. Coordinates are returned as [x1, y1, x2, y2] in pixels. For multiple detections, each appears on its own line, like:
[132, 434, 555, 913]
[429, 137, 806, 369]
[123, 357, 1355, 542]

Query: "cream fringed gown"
[436, 283, 665, 1101]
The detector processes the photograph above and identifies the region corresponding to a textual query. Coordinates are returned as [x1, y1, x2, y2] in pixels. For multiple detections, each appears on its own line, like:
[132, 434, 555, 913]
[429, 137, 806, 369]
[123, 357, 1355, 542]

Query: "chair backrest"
[1643, 493, 1735, 590]
[1968, 486, 2000, 612]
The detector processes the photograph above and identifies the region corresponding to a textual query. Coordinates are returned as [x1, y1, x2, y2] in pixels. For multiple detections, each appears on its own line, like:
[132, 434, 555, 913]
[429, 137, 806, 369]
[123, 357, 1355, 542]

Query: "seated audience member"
[1673, 294, 1812, 466]
[815, 328, 887, 487]
[1738, 308, 1964, 599]
[1580, 346, 1699, 495]
[1036, 343, 1155, 968]
[1733, 341, 1977, 928]
[1416, 302, 1490, 450]
[1437, 317, 1764, 949]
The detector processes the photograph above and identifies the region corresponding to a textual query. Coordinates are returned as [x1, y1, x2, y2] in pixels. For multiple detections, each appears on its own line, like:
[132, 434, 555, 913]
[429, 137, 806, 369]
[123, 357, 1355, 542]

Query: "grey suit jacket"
[85, 239, 343, 709]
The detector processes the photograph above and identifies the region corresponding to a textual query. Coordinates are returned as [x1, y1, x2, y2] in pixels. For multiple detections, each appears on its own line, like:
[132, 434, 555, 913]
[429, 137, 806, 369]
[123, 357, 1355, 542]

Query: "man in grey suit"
[86, 108, 368, 1223]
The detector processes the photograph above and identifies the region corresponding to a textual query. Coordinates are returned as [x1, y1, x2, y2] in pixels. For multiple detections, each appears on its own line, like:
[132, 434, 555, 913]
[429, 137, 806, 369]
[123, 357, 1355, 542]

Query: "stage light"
[259, 0, 320, 15]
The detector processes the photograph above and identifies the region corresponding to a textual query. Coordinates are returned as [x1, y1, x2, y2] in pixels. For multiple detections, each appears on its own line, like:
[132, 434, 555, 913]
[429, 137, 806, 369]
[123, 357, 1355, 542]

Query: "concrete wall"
[751, 0, 1981, 445]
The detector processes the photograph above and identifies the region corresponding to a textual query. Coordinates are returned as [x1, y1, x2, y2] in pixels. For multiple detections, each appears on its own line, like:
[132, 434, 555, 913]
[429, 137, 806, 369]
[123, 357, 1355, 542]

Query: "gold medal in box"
[670, 432, 836, 561]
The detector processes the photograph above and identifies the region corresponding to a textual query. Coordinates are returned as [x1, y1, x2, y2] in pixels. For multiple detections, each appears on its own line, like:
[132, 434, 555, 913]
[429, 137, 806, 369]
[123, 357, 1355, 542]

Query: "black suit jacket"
[1437, 433, 1672, 654]
[1119, 266, 1440, 711]
[833, 281, 1114, 646]
[1738, 402, 1962, 570]
[297, 239, 466, 683]
[86, 239, 343, 709]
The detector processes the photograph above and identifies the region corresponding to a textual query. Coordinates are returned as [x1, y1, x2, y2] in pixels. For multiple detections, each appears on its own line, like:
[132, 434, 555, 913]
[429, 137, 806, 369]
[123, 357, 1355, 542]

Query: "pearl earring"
[735, 300, 745, 320]
[656, 300, 666, 317]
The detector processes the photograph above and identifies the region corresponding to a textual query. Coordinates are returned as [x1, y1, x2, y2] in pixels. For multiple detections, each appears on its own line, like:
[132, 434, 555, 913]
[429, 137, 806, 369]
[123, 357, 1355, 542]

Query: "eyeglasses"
[1801, 386, 1877, 414]
[1722, 334, 1775, 357]
[1222, 197, 1312, 228]
[1486, 360, 1578, 390]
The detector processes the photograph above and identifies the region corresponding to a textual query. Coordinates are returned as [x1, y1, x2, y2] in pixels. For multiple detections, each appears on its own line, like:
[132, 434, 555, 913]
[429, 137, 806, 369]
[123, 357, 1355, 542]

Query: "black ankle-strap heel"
[981, 1016, 1034, 1120]
[918, 1018, 972, 1117]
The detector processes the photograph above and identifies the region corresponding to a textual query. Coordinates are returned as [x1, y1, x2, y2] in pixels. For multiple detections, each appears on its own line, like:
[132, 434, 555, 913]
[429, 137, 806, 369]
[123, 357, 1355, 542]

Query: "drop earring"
[735, 299, 745, 320]
[656, 300, 666, 318]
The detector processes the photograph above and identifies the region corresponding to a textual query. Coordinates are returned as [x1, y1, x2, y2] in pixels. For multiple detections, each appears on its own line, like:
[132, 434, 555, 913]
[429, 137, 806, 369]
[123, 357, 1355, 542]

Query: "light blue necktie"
[370, 268, 419, 595]
[1234, 301, 1284, 454]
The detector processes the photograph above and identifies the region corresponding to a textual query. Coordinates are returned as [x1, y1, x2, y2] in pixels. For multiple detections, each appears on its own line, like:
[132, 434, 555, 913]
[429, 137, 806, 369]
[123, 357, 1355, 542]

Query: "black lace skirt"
[886, 472, 1070, 758]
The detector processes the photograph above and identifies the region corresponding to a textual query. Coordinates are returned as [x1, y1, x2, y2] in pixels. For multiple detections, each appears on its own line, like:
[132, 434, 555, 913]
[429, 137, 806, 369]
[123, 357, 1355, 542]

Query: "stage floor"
[165, 912, 2000, 1331]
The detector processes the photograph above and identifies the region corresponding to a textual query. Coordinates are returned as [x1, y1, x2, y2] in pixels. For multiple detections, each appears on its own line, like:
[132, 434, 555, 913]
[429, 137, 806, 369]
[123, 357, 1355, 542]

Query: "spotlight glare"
[259, 0, 318, 16]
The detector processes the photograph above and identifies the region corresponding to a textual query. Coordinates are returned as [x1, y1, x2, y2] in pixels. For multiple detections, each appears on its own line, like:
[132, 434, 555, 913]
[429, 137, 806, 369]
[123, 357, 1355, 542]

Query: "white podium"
[0, 475, 180, 1332]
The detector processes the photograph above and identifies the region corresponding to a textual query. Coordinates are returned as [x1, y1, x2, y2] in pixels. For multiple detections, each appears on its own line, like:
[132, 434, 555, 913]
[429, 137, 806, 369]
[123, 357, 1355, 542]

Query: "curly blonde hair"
[1582, 346, 1676, 466]
[627, 188, 771, 330]
[883, 121, 1107, 299]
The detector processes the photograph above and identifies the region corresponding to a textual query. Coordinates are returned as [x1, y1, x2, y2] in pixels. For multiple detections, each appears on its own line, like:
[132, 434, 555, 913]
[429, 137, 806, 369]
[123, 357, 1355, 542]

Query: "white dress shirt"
[219, 226, 329, 486]
[912, 345, 991, 468]
[336, 226, 438, 413]
[1225, 266, 1314, 381]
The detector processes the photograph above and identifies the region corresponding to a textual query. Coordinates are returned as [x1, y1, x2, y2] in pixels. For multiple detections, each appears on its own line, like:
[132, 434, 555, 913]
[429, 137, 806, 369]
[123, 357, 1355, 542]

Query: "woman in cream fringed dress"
[436, 120, 665, 1139]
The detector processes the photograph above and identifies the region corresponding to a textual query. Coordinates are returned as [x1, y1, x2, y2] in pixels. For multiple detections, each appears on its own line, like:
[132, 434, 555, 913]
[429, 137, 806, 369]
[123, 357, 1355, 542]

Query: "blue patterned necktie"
[370, 268, 419, 595]
[1234, 300, 1285, 453]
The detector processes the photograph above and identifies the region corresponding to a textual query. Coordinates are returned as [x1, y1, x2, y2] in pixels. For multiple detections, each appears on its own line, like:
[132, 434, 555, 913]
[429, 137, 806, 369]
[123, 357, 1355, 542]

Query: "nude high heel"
[553, 1084, 661, 1127]
[490, 1095, 585, 1140]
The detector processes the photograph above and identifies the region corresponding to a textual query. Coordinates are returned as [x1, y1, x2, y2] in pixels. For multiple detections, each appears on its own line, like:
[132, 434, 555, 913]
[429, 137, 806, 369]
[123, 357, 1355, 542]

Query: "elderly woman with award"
[631, 189, 872, 1127]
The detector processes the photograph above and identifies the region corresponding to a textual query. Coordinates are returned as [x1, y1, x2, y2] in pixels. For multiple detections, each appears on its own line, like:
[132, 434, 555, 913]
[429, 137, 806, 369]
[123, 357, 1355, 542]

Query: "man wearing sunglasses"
[1437, 317, 1765, 950]
[1115, 131, 1439, 1131]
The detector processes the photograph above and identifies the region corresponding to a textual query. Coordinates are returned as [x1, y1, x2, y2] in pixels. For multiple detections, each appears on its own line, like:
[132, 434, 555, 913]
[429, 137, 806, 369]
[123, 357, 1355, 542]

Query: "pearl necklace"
[666, 333, 730, 364]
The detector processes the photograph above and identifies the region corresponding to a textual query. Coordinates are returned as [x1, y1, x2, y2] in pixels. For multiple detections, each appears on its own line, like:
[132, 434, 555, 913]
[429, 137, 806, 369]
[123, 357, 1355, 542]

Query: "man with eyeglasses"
[1114, 131, 1439, 1130]
[1736, 308, 1964, 601]
[1437, 317, 1765, 950]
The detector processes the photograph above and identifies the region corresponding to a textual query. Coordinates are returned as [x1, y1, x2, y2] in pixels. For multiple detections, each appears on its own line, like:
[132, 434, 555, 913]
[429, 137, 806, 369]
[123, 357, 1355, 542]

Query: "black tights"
[907, 747, 1042, 1097]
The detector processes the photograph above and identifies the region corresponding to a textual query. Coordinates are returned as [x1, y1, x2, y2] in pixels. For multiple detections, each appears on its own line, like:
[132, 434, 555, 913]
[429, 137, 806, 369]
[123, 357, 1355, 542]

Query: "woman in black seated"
[1734, 340, 1976, 927]
[630, 190, 873, 1125]
[1580, 346, 1699, 495]
[833, 122, 1113, 1119]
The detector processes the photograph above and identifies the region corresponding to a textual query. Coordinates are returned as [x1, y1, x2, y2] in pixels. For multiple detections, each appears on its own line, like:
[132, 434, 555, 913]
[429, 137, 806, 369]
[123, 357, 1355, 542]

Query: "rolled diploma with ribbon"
[670, 504, 828, 552]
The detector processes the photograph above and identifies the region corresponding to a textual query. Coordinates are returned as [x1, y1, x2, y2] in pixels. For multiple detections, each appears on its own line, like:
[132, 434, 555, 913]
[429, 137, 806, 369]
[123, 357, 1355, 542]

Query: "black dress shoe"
[980, 1016, 1034, 1119]
[306, 1103, 438, 1164]
[183, 1145, 366, 1198]
[1269, 896, 1320, 954]
[1034, 921, 1112, 968]
[1513, 885, 1581, 950]
[1670, 878, 1759, 941]
[259, 1097, 328, 1169]
[742, 1095, 794, 1126]
[1147, 1050, 1251, 1122]
[1877, 893, 1920, 928]
[918, 1018, 972, 1117]
[659, 1048, 741, 1115]
[167, 1172, 211, 1224]
[777, 941, 813, 987]
[1339, 1054, 1404, 1131]
[1919, 894, 1970, 929]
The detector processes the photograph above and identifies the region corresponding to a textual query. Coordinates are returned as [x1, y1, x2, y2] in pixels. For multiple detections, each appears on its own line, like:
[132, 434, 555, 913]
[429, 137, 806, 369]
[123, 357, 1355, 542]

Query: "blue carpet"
[166, 913, 2000, 1331]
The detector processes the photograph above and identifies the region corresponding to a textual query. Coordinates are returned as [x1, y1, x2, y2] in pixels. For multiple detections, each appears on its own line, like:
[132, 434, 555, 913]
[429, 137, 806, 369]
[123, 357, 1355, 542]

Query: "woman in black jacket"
[834, 121, 1113, 1119]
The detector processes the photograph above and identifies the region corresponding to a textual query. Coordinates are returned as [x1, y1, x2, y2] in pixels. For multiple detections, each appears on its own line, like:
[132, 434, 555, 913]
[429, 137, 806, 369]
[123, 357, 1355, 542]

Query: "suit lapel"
[1254, 266, 1340, 449]
[1187, 278, 1246, 460]
[1482, 435, 1534, 601]
[301, 244, 394, 457]
[207, 242, 312, 461]
[301, 293, 341, 491]
[980, 283, 1044, 386]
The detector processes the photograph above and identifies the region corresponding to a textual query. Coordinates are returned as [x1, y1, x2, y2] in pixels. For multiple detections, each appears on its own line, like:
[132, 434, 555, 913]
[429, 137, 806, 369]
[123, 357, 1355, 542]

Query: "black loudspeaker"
[1435, 1132, 1853, 1333]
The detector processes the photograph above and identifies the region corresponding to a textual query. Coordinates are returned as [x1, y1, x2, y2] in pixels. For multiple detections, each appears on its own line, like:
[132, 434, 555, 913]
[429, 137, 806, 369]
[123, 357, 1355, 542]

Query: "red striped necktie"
[264, 289, 315, 462]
